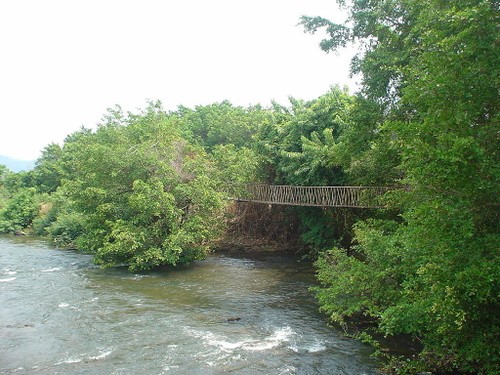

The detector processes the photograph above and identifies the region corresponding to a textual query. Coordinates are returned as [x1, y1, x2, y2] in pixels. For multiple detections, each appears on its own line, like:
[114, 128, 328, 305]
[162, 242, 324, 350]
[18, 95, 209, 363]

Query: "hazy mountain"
[0, 155, 35, 172]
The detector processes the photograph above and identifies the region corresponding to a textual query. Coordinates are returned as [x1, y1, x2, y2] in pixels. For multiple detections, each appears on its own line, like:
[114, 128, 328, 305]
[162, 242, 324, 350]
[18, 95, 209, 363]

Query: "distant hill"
[0, 155, 35, 172]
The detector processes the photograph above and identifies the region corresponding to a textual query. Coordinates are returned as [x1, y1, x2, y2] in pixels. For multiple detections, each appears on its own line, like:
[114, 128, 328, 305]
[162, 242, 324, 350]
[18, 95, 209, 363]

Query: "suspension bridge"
[227, 184, 396, 209]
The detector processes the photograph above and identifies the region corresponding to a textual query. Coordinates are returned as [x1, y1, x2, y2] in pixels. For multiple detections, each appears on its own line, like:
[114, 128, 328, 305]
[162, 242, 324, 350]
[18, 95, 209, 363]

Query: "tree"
[255, 87, 375, 251]
[0, 164, 11, 208]
[303, 1, 499, 373]
[0, 187, 39, 232]
[210, 144, 264, 185]
[51, 103, 226, 270]
[257, 87, 353, 186]
[33, 143, 64, 193]
[176, 101, 268, 150]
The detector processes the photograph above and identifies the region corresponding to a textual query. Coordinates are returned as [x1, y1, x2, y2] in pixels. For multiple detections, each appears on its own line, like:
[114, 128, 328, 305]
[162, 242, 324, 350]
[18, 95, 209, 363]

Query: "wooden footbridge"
[227, 184, 394, 209]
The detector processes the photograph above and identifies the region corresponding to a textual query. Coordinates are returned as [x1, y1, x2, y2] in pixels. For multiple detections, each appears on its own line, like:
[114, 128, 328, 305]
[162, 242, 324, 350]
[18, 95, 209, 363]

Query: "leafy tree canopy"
[303, 1, 499, 373]
[59, 103, 227, 270]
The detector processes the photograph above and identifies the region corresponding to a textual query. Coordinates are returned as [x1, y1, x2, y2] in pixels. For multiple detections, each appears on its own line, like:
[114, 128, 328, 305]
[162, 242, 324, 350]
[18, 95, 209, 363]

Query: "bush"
[46, 212, 86, 249]
[0, 188, 39, 232]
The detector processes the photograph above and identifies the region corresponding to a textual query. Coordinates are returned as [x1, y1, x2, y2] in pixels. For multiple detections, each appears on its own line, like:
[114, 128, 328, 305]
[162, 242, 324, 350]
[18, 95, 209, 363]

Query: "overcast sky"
[0, 0, 357, 160]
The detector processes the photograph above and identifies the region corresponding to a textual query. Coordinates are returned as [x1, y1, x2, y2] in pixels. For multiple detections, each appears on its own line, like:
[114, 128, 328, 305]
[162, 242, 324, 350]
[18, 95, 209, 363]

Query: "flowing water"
[0, 236, 378, 374]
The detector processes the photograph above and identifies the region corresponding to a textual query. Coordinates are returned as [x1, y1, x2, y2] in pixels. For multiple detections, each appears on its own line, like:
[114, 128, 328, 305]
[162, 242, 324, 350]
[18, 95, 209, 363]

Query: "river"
[0, 236, 379, 374]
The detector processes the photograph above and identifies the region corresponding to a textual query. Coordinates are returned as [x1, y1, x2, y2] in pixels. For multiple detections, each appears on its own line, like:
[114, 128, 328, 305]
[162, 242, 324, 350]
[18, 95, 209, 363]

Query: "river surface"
[0, 236, 378, 374]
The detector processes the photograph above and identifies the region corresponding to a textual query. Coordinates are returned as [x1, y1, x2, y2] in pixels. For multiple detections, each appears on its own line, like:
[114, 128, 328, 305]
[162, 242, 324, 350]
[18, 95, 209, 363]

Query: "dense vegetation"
[0, 1, 497, 373]
[0, 102, 265, 270]
[301, 1, 499, 374]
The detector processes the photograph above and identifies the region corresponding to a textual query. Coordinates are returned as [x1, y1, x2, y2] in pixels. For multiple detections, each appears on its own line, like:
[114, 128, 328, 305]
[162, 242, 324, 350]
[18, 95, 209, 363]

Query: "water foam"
[132, 274, 151, 280]
[278, 365, 297, 374]
[41, 267, 61, 273]
[0, 277, 16, 282]
[244, 326, 295, 352]
[306, 342, 327, 353]
[190, 326, 296, 354]
[55, 349, 112, 365]
[57, 357, 83, 365]
[288, 339, 327, 354]
[202, 331, 252, 352]
[89, 350, 112, 360]
[2, 268, 17, 275]
[162, 365, 180, 372]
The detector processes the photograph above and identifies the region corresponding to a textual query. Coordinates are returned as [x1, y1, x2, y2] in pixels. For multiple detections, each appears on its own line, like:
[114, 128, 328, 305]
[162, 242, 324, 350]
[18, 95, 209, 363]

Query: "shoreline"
[213, 235, 305, 259]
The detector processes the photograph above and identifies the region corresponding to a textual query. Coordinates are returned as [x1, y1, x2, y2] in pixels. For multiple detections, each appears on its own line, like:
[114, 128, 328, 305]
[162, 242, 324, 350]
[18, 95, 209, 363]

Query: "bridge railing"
[225, 184, 395, 208]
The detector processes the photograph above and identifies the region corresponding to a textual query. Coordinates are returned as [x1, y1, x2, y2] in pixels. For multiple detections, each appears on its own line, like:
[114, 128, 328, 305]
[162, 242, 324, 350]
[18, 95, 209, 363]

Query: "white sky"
[0, 0, 357, 160]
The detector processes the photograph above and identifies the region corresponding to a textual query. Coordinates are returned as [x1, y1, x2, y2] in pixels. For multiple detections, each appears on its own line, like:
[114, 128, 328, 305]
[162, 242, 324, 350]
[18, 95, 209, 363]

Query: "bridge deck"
[228, 184, 392, 208]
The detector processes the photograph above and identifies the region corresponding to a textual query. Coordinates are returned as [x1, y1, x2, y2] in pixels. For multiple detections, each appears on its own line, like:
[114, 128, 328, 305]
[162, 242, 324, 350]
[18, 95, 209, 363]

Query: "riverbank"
[214, 234, 304, 258]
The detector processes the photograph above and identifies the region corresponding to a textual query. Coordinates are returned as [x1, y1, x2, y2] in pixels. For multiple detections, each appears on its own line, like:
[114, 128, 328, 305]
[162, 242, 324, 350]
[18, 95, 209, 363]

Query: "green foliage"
[254, 87, 369, 251]
[0, 164, 11, 209]
[334, 98, 402, 185]
[305, 1, 499, 373]
[3, 170, 34, 194]
[255, 86, 401, 251]
[314, 220, 403, 323]
[0, 164, 9, 177]
[31, 188, 83, 248]
[210, 144, 264, 185]
[53, 103, 226, 270]
[259, 87, 353, 186]
[298, 209, 339, 250]
[0, 188, 39, 232]
[32, 143, 65, 193]
[177, 101, 268, 149]
[1, 3, 494, 371]
[301, 1, 417, 106]
[316, 214, 499, 374]
[45, 211, 86, 249]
